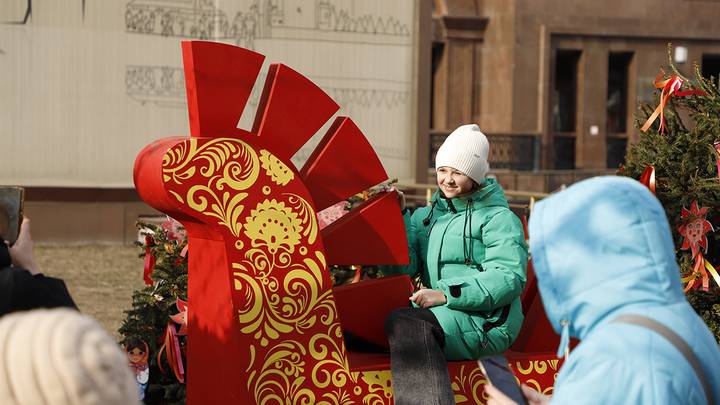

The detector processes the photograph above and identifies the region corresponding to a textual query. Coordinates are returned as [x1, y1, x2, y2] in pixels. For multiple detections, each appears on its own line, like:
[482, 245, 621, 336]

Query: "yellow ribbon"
[704, 260, 720, 289]
[682, 254, 720, 292]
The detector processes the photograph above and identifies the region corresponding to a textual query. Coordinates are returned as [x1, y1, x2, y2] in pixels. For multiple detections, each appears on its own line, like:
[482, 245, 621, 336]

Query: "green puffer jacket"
[387, 179, 528, 360]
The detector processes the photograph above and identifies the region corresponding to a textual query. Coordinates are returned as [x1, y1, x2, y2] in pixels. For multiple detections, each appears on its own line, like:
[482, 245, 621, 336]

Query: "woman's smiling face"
[436, 166, 475, 198]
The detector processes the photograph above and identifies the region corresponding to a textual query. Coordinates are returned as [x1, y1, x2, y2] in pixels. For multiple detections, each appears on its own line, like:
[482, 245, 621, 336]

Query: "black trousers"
[384, 307, 455, 405]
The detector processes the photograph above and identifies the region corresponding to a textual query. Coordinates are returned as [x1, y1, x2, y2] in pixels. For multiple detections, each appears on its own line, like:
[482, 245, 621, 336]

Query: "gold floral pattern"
[160, 137, 555, 404]
[452, 365, 488, 404]
[512, 359, 559, 397]
[514, 359, 559, 376]
[358, 371, 393, 404]
[244, 199, 304, 254]
[260, 149, 294, 186]
[162, 138, 259, 236]
[232, 252, 330, 347]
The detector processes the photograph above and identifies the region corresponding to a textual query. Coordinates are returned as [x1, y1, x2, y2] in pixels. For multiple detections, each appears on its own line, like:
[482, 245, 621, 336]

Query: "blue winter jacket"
[529, 176, 720, 404]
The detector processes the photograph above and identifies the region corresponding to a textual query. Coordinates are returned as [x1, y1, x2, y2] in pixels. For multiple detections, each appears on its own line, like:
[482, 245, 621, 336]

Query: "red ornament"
[678, 200, 714, 258]
[639, 165, 656, 194]
[170, 297, 188, 336]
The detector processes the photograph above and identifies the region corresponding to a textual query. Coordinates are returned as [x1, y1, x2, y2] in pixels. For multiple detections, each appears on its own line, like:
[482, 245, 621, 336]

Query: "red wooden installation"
[134, 41, 560, 404]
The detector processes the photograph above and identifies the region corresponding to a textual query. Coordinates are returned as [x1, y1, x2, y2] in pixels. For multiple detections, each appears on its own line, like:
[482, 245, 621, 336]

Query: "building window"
[607, 138, 628, 168]
[607, 52, 632, 134]
[552, 50, 580, 133]
[702, 54, 720, 87]
[606, 52, 632, 168]
[552, 50, 580, 169]
[553, 136, 576, 170]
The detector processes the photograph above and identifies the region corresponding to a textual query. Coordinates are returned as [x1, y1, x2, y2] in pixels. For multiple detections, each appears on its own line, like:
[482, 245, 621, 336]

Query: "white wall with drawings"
[0, 0, 418, 187]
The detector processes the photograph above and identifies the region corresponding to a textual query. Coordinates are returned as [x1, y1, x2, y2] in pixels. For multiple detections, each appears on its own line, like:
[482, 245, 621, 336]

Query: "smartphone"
[478, 354, 528, 405]
[0, 187, 25, 245]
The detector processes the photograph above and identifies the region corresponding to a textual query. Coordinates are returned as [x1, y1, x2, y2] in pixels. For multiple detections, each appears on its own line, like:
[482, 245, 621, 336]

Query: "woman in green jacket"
[385, 124, 528, 405]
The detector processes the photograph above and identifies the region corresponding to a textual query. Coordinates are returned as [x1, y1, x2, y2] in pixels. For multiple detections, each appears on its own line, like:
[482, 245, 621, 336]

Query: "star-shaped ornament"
[678, 200, 714, 258]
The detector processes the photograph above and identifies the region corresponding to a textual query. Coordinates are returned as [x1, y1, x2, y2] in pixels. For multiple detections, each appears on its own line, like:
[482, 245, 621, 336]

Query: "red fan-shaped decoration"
[301, 116, 389, 212]
[321, 191, 409, 265]
[253, 64, 340, 161]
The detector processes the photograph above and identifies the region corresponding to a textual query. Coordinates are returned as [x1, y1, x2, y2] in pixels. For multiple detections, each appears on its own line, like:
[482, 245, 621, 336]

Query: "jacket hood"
[430, 178, 508, 213]
[528, 176, 686, 340]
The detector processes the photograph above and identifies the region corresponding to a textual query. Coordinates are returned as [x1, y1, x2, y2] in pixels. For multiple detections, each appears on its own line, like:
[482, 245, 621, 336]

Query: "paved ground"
[35, 244, 145, 339]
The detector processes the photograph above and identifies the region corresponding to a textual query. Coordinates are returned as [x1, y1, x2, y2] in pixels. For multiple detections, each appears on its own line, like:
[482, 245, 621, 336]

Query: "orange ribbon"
[638, 166, 656, 194]
[641, 74, 704, 135]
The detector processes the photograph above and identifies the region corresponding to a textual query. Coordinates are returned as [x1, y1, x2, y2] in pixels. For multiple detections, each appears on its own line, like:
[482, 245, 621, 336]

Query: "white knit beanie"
[435, 124, 490, 184]
[0, 309, 139, 405]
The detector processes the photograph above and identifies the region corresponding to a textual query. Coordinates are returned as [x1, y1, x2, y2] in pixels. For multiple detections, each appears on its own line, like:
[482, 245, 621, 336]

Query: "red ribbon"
[157, 323, 185, 383]
[143, 236, 155, 285]
[641, 74, 705, 135]
[638, 166, 656, 194]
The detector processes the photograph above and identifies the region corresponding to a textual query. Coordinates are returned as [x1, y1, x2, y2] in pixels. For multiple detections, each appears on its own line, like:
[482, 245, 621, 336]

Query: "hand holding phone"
[478, 355, 528, 405]
[0, 187, 25, 245]
[8, 217, 40, 275]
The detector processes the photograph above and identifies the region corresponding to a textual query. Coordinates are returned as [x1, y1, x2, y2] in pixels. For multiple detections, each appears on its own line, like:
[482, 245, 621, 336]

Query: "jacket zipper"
[425, 219, 437, 237]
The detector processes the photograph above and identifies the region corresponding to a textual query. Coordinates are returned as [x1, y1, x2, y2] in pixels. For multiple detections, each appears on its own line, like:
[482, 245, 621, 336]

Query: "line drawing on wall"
[126, 65, 409, 110]
[124, 1, 416, 173]
[125, 0, 411, 47]
[126, 65, 187, 108]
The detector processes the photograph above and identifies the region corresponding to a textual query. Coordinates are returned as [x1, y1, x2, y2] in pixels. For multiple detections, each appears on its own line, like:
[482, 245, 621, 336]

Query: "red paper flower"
[678, 200, 714, 258]
[170, 298, 188, 336]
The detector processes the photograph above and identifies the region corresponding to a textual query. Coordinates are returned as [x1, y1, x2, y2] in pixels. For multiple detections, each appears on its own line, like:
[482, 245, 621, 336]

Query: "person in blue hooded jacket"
[486, 176, 720, 405]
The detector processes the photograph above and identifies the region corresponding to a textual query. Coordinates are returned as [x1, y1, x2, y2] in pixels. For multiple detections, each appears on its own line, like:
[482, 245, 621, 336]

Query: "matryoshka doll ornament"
[125, 338, 150, 400]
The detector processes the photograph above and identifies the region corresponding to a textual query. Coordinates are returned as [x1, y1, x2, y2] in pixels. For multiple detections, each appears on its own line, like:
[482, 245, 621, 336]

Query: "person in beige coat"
[0, 308, 139, 405]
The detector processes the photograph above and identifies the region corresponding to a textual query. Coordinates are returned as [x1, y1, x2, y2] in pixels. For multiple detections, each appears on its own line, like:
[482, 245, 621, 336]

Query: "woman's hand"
[484, 383, 550, 405]
[9, 217, 40, 275]
[410, 288, 447, 308]
[521, 385, 551, 405]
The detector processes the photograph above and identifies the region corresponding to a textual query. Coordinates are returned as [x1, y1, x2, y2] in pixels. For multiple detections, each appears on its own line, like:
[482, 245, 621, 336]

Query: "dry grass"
[35, 244, 146, 339]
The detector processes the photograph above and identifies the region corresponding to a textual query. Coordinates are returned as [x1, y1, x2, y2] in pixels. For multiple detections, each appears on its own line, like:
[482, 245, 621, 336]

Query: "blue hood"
[528, 176, 687, 340]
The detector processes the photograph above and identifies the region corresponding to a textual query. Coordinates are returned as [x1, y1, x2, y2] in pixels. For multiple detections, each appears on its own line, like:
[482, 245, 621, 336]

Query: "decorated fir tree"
[622, 52, 720, 342]
[119, 219, 188, 404]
